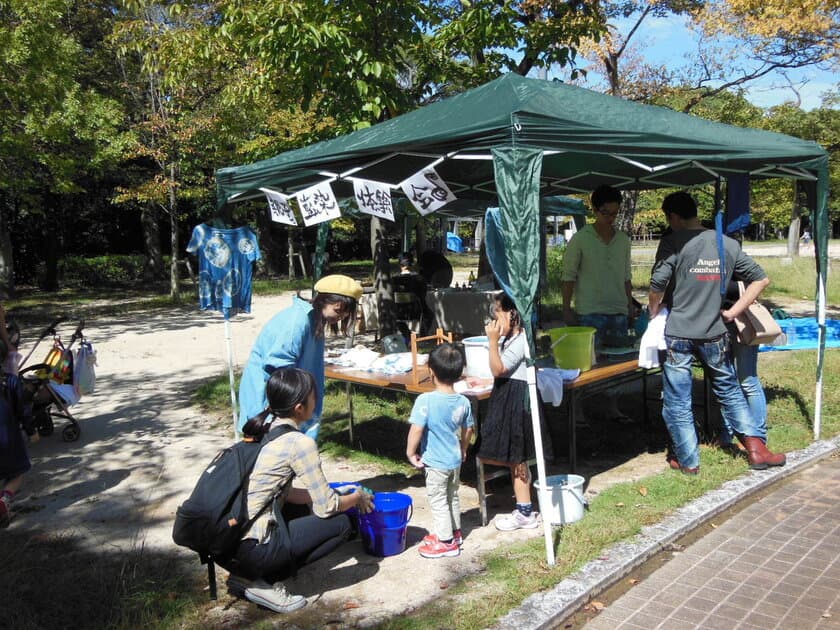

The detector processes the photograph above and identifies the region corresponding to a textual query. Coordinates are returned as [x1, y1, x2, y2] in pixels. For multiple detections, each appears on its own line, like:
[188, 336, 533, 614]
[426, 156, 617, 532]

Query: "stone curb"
[491, 434, 840, 630]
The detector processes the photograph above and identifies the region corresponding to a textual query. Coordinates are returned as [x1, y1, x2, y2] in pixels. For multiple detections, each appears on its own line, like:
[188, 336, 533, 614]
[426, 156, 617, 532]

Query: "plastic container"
[463, 336, 492, 378]
[358, 491, 413, 557]
[359, 522, 408, 557]
[534, 474, 587, 525]
[359, 492, 413, 529]
[548, 326, 596, 371]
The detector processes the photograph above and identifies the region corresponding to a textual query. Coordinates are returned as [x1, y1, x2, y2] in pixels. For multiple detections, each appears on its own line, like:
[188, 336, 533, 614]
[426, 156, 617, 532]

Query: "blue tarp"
[760, 318, 840, 352]
[446, 231, 463, 252]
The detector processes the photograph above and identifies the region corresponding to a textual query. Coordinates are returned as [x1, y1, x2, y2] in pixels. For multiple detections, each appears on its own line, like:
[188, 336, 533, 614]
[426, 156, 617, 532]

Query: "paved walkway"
[584, 453, 840, 630]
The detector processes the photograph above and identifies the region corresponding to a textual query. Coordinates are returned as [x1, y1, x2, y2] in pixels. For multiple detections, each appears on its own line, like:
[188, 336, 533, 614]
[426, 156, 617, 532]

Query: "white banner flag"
[296, 182, 341, 227]
[353, 179, 394, 222]
[401, 167, 456, 216]
[260, 188, 297, 226]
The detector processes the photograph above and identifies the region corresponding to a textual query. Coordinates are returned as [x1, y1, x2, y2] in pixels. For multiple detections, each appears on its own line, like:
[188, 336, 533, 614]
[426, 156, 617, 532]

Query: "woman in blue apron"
[238, 274, 362, 440]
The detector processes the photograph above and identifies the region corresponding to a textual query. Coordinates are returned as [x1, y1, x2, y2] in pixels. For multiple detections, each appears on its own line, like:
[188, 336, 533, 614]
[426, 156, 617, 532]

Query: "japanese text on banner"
[353, 179, 394, 221]
[297, 182, 341, 226]
[401, 168, 456, 215]
[260, 188, 298, 226]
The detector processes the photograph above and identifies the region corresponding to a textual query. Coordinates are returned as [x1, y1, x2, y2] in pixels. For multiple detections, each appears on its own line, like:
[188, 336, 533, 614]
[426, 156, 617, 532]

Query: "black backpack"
[172, 423, 294, 598]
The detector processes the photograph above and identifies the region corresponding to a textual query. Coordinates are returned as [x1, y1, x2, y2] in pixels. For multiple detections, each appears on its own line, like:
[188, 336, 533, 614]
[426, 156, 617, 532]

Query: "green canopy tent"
[217, 74, 830, 564]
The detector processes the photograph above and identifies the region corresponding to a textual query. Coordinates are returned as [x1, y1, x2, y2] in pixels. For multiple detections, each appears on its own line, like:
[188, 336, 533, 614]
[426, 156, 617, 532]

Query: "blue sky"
[554, 14, 837, 111]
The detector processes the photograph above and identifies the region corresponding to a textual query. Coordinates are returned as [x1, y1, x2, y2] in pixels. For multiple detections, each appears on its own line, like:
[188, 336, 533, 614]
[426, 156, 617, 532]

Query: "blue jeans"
[730, 339, 767, 442]
[577, 313, 628, 343]
[662, 335, 760, 469]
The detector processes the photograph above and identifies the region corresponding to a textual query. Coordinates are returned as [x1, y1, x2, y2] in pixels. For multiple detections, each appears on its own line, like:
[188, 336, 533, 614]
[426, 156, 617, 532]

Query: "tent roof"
[216, 73, 827, 207]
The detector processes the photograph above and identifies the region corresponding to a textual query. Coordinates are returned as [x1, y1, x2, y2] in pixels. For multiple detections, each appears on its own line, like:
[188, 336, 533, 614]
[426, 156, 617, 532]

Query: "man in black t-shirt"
[648, 192, 785, 474]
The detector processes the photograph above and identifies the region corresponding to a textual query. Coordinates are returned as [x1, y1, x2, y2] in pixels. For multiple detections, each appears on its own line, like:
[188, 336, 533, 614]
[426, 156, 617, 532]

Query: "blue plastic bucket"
[360, 522, 408, 557]
[358, 492, 413, 557]
[360, 492, 413, 529]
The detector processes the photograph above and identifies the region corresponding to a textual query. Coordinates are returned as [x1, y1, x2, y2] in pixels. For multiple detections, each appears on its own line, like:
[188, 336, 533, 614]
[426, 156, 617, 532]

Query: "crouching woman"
[230, 367, 374, 613]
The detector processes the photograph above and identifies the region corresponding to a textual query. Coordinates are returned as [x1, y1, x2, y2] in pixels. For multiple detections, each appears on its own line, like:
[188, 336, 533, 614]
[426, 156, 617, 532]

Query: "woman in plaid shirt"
[228, 367, 374, 614]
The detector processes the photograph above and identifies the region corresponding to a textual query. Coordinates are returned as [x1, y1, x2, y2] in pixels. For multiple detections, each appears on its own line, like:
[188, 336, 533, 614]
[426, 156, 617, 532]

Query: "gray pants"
[425, 466, 461, 541]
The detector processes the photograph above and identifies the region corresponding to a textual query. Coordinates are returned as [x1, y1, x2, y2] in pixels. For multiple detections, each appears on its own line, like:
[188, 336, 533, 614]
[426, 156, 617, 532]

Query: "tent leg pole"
[525, 336, 556, 566]
[814, 275, 826, 440]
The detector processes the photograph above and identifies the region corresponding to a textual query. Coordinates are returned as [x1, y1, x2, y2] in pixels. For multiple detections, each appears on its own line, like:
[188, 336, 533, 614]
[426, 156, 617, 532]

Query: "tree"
[675, 0, 839, 111]
[209, 1, 607, 130]
[574, 0, 702, 98]
[428, 0, 604, 89]
[0, 0, 126, 295]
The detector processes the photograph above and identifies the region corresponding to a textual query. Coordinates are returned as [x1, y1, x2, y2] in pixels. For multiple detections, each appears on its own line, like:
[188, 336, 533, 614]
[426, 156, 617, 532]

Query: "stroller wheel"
[62, 424, 80, 442]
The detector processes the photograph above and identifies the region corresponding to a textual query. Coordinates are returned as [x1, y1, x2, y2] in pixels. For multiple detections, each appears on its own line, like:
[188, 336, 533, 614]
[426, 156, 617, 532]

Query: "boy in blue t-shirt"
[406, 343, 474, 558]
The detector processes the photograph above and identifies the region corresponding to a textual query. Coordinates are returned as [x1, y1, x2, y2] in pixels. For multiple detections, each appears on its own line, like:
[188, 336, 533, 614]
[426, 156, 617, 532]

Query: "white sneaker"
[495, 509, 540, 531]
[244, 580, 307, 613]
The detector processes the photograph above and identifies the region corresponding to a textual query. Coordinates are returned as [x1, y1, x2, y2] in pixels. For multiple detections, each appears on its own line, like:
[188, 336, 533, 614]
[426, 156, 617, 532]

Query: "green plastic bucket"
[548, 326, 596, 371]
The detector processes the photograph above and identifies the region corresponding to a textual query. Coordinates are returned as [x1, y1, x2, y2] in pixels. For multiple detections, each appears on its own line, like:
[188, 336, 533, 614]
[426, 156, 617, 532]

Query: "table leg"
[568, 391, 577, 473]
[476, 454, 488, 526]
[346, 382, 355, 444]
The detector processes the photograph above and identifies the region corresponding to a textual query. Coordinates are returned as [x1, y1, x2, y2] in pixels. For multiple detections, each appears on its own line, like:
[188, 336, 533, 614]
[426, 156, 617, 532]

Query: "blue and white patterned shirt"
[186, 224, 260, 319]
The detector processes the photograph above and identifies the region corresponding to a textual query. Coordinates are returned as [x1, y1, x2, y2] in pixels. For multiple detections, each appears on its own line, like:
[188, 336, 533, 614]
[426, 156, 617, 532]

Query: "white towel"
[536, 367, 581, 406]
[331, 345, 381, 369]
[638, 307, 669, 369]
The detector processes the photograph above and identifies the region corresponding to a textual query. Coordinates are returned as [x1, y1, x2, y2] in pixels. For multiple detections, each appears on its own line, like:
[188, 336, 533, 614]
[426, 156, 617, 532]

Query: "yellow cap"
[313, 274, 363, 301]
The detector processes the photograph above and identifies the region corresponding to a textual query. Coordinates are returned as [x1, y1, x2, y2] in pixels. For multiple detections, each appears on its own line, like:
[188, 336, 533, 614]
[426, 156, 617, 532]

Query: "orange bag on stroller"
[18, 318, 89, 442]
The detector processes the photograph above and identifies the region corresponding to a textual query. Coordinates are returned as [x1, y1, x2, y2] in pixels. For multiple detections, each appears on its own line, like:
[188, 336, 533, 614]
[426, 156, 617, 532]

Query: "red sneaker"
[418, 537, 460, 559]
[422, 529, 463, 547]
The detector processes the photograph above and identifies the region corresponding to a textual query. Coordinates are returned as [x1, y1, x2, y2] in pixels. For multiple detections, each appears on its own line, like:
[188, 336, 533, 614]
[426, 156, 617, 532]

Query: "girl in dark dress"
[472, 293, 547, 532]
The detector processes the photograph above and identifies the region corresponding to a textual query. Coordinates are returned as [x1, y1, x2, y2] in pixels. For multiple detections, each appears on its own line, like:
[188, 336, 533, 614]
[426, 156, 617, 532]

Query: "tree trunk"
[141, 204, 163, 281]
[604, 51, 621, 97]
[40, 195, 60, 292]
[787, 185, 801, 257]
[370, 216, 395, 335]
[415, 219, 427, 256]
[617, 190, 637, 234]
[0, 194, 14, 298]
[254, 209, 285, 277]
[168, 163, 180, 299]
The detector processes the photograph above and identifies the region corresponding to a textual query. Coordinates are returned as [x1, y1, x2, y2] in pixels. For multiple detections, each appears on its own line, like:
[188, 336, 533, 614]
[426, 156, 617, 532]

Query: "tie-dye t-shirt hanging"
[186, 224, 261, 319]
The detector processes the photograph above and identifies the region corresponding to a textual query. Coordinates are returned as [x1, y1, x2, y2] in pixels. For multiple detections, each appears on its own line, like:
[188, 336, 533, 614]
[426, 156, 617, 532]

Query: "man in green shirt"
[560, 185, 635, 424]
[561, 185, 634, 340]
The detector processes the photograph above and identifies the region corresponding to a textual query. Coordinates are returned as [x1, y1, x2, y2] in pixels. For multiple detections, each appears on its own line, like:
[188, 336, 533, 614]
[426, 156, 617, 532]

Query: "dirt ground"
[8, 282, 832, 627]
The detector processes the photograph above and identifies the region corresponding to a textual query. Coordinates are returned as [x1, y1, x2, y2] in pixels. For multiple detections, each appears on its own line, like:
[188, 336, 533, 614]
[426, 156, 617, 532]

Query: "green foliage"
[544, 245, 565, 302]
[57, 255, 149, 287]
[430, 0, 605, 85]
[0, 0, 126, 193]
[204, 0, 607, 131]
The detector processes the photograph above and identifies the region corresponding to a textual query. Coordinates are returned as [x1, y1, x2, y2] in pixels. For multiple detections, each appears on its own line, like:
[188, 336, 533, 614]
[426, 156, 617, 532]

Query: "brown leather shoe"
[667, 456, 699, 475]
[739, 436, 786, 470]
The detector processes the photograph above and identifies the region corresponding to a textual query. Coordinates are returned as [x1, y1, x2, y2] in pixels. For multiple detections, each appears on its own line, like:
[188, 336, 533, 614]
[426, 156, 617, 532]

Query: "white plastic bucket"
[462, 336, 492, 378]
[534, 474, 587, 525]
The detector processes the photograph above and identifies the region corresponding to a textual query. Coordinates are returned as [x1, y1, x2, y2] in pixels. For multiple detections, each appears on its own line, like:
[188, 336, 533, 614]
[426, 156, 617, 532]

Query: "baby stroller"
[15, 317, 95, 442]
